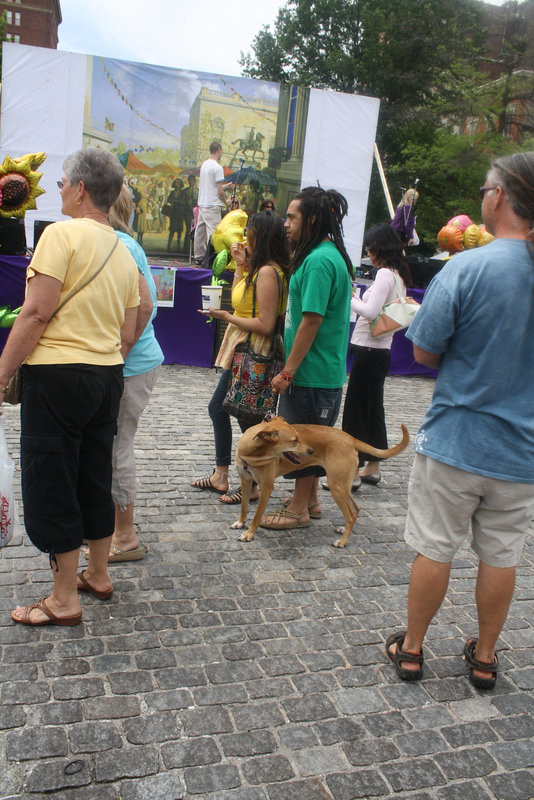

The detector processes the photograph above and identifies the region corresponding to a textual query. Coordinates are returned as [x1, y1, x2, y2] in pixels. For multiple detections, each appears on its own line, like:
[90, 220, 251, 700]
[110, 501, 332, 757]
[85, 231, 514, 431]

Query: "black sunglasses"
[479, 186, 497, 200]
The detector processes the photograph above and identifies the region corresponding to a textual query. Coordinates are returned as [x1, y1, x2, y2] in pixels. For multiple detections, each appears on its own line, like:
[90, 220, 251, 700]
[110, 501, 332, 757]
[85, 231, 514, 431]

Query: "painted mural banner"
[0, 43, 379, 263]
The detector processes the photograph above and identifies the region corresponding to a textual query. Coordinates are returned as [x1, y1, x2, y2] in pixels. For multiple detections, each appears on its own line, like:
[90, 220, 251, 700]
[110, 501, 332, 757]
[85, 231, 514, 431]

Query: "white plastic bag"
[0, 418, 16, 548]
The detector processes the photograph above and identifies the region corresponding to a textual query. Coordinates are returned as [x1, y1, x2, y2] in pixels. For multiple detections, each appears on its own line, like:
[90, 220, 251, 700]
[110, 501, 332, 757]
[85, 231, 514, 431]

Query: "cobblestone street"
[1, 365, 533, 799]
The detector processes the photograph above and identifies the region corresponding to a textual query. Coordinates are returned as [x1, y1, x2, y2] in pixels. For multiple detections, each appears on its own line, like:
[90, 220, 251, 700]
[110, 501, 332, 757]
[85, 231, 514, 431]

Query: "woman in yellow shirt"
[191, 211, 289, 504]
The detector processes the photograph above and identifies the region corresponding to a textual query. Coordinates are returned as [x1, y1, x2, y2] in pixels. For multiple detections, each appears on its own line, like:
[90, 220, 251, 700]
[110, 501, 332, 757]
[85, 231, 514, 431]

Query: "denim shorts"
[278, 384, 342, 478]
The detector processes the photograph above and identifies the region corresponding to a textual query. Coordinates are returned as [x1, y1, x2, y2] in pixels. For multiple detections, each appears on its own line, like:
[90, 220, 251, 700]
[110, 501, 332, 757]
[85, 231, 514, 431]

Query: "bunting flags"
[215, 74, 275, 122]
[100, 58, 181, 141]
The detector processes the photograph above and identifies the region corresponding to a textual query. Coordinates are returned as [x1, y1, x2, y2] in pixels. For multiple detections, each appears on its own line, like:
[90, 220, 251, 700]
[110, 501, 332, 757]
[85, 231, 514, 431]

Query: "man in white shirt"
[193, 141, 230, 264]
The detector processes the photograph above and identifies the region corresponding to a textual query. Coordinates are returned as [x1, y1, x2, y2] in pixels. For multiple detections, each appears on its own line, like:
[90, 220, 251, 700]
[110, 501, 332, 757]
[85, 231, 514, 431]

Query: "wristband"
[280, 370, 293, 385]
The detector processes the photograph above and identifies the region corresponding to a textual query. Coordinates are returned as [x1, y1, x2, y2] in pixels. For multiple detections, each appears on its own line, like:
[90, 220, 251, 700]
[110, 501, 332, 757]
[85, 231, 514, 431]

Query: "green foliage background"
[240, 0, 532, 254]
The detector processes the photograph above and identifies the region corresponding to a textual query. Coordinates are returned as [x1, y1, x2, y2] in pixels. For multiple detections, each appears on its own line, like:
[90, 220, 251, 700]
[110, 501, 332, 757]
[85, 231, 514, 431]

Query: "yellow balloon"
[463, 223, 482, 250]
[211, 209, 247, 272]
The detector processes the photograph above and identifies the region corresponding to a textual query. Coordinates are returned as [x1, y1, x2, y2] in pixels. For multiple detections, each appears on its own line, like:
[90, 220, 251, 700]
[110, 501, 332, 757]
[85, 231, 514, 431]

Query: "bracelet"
[280, 370, 293, 385]
[1, 385, 9, 393]
[234, 271, 244, 279]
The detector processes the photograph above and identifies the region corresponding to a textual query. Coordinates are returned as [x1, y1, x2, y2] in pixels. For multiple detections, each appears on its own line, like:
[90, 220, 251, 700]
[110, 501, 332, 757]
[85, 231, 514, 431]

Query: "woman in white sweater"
[338, 223, 412, 488]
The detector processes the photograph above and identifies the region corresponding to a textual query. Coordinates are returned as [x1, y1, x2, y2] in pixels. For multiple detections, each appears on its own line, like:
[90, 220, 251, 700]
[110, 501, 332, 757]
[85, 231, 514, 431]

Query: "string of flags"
[100, 58, 181, 141]
[215, 75, 274, 122]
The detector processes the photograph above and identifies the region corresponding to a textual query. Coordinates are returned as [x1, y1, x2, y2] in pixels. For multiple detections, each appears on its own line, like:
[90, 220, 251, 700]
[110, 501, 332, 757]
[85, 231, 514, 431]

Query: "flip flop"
[260, 508, 311, 530]
[321, 478, 361, 492]
[385, 631, 424, 681]
[463, 638, 498, 690]
[108, 545, 145, 563]
[219, 488, 259, 505]
[11, 598, 82, 627]
[283, 497, 322, 519]
[191, 470, 227, 495]
[360, 473, 381, 485]
[77, 570, 113, 600]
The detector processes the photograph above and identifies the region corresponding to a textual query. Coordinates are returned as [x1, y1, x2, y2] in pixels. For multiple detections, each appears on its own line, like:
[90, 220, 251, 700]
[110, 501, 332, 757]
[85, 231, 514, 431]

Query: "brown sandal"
[11, 598, 82, 627]
[463, 638, 498, 690]
[386, 631, 424, 681]
[77, 570, 113, 601]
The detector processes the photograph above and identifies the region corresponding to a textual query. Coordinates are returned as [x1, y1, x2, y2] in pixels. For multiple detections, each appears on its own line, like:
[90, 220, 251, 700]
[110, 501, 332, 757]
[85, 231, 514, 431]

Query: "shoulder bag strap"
[48, 235, 120, 322]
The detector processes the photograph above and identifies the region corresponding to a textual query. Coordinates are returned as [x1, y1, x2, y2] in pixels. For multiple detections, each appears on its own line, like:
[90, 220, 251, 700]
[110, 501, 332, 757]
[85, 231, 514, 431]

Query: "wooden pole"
[374, 143, 395, 219]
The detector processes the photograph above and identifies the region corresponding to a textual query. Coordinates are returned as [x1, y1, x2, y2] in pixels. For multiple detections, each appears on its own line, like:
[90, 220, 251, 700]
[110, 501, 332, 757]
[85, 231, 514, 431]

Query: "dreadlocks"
[290, 186, 353, 278]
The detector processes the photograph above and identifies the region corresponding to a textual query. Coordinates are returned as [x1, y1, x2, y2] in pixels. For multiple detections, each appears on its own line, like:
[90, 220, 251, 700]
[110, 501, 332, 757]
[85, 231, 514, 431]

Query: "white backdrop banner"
[302, 89, 380, 264]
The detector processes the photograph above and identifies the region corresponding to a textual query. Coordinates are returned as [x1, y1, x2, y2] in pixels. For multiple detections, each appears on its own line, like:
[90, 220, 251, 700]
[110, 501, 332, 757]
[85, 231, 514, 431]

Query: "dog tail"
[352, 424, 410, 459]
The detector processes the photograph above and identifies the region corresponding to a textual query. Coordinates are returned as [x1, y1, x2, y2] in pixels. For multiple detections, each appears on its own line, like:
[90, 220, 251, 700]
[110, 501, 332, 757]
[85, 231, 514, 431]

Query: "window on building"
[14, 11, 21, 25]
[13, 34, 20, 43]
[5, 33, 12, 41]
[5, 10, 12, 23]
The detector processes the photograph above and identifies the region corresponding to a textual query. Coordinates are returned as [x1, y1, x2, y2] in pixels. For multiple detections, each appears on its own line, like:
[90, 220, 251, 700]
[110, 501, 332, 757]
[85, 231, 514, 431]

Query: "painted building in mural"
[181, 87, 278, 169]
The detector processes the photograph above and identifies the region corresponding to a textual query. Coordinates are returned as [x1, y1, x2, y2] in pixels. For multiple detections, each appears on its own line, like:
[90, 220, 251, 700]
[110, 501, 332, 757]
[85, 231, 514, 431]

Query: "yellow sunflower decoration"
[0, 152, 46, 218]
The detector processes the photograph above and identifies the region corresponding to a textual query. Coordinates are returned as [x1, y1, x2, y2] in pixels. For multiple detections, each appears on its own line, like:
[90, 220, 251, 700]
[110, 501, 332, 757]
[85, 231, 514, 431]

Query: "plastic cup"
[201, 285, 222, 311]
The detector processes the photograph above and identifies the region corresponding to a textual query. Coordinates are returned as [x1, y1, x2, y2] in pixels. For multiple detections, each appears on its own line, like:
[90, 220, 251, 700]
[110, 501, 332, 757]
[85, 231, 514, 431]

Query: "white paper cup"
[201, 285, 222, 311]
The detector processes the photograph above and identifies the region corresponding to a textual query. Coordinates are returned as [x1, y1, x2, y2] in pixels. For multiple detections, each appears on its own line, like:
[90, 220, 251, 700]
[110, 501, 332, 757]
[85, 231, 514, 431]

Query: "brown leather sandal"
[463, 638, 498, 690]
[386, 631, 424, 681]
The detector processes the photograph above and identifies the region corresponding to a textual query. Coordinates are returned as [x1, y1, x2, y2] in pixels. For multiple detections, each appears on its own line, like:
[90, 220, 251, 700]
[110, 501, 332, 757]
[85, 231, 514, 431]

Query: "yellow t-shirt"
[25, 218, 139, 366]
[215, 264, 286, 370]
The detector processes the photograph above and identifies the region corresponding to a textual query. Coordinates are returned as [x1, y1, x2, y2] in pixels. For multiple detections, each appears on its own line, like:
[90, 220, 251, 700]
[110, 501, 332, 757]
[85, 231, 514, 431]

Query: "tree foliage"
[0, 12, 7, 81]
[240, 0, 528, 251]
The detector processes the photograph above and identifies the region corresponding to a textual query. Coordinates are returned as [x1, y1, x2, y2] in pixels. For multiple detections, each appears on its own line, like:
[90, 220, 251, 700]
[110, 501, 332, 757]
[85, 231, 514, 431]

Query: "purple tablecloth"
[0, 258, 436, 377]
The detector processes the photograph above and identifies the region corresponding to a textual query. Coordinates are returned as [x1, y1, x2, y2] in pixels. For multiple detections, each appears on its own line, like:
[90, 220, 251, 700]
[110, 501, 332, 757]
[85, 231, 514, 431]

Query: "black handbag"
[222, 269, 284, 426]
[161, 202, 172, 217]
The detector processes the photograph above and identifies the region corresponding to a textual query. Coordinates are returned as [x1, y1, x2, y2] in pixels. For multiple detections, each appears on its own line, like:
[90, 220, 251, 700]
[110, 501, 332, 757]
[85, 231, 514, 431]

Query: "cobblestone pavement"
[1, 365, 533, 800]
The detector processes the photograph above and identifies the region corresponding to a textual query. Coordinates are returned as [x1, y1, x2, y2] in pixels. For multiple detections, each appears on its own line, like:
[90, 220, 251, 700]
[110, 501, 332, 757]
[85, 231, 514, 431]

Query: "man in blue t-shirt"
[386, 152, 534, 691]
[261, 186, 352, 531]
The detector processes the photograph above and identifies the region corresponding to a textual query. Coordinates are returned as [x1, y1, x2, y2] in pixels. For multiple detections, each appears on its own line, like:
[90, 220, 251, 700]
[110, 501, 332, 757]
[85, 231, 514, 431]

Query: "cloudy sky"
[58, 0, 509, 80]
[58, 0, 285, 78]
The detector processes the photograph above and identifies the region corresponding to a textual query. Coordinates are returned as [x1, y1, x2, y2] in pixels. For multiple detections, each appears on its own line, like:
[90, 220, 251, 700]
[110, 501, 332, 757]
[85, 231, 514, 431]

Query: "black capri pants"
[342, 345, 390, 467]
[20, 363, 123, 556]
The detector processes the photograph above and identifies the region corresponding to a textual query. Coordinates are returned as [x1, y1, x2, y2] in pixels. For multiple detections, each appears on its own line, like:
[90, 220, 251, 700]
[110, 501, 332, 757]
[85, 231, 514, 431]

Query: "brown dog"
[230, 416, 409, 547]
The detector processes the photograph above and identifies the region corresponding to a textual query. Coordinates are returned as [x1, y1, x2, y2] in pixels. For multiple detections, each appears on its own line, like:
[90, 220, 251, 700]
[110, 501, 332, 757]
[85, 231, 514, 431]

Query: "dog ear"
[253, 431, 279, 442]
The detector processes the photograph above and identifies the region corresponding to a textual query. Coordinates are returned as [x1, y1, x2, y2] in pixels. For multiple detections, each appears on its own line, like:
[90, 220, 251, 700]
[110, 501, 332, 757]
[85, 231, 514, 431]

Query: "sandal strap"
[396, 640, 424, 666]
[464, 639, 498, 674]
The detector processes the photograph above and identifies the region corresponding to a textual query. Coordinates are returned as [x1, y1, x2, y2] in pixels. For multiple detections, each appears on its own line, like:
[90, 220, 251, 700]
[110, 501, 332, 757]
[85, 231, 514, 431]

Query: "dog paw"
[230, 521, 245, 530]
[332, 528, 348, 548]
[237, 530, 254, 542]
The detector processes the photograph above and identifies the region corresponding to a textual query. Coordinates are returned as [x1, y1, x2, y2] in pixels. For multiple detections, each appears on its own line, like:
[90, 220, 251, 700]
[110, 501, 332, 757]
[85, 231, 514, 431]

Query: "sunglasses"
[57, 180, 65, 189]
[479, 186, 497, 200]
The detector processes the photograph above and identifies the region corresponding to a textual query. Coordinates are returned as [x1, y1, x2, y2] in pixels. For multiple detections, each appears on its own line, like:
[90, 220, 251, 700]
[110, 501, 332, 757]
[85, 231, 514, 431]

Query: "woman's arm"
[208, 265, 280, 336]
[0, 271, 62, 395]
[130, 274, 154, 348]
[352, 269, 396, 320]
[120, 307, 139, 360]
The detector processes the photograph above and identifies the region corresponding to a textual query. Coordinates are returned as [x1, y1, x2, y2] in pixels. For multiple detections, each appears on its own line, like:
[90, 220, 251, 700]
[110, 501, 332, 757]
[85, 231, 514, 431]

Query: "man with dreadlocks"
[261, 186, 353, 530]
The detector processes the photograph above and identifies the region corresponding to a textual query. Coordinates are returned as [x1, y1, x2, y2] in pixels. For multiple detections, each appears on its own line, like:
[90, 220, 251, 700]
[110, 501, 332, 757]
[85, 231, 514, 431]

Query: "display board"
[0, 43, 379, 264]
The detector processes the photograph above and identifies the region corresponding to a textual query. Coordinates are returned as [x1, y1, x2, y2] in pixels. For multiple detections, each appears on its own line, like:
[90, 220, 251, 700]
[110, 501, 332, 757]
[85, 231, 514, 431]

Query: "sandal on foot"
[260, 508, 311, 530]
[321, 478, 361, 492]
[11, 598, 82, 627]
[385, 631, 424, 681]
[77, 570, 113, 601]
[283, 497, 322, 519]
[219, 488, 259, 505]
[108, 545, 145, 563]
[191, 470, 227, 495]
[463, 638, 498, 690]
[361, 473, 381, 485]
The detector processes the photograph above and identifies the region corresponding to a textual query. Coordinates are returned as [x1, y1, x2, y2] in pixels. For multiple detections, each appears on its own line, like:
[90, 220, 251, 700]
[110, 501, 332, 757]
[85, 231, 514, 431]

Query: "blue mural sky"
[90, 57, 279, 156]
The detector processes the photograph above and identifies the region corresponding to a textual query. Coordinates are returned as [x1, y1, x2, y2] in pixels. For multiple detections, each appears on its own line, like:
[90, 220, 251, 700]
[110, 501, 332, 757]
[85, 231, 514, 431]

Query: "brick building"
[0, 0, 62, 49]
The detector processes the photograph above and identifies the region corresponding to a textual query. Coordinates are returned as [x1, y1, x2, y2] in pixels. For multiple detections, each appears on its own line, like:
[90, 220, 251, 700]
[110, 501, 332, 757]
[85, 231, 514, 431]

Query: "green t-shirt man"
[284, 240, 351, 388]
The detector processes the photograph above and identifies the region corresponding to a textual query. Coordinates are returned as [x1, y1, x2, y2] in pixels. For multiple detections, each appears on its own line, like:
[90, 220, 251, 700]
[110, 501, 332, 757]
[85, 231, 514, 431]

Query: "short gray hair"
[63, 148, 124, 213]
